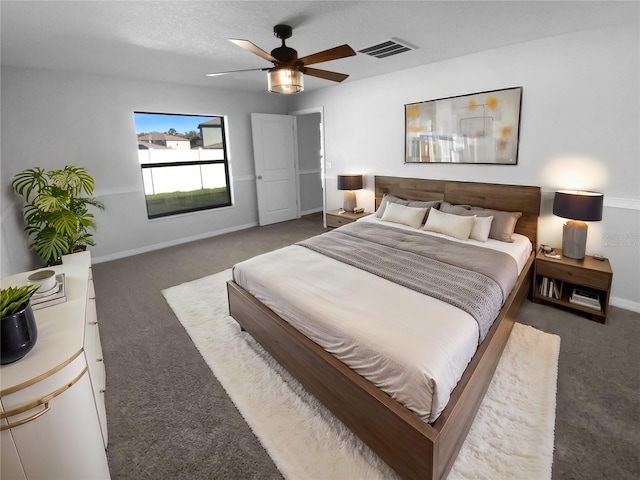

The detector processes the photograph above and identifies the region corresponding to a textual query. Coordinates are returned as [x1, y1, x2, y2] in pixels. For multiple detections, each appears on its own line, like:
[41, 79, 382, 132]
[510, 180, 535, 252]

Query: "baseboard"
[609, 296, 640, 314]
[300, 207, 323, 216]
[92, 222, 258, 264]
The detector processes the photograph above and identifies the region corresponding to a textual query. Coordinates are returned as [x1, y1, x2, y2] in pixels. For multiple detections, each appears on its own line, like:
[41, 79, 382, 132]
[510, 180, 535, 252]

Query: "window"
[134, 112, 232, 219]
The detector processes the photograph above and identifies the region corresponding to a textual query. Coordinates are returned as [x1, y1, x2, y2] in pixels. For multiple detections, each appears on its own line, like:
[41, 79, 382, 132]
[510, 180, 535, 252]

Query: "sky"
[134, 112, 217, 135]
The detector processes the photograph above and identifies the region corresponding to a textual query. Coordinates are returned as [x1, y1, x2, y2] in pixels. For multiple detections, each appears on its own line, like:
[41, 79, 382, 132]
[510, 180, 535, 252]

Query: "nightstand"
[533, 248, 613, 323]
[326, 209, 371, 228]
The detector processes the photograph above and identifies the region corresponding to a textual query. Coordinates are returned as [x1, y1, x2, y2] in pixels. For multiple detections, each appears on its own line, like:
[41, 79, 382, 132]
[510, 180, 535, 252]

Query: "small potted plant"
[12, 165, 105, 266]
[1, 284, 40, 364]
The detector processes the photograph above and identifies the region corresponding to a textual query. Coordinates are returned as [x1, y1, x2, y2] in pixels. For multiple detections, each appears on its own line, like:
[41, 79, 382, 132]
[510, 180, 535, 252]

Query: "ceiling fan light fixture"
[267, 67, 304, 94]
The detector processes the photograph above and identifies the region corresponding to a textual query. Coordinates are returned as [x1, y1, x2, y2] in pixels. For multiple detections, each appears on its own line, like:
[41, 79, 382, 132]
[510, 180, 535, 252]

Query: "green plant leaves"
[12, 165, 103, 265]
[49, 210, 82, 236]
[34, 187, 70, 213]
[11, 167, 48, 202]
[49, 166, 95, 196]
[1, 284, 39, 318]
[78, 196, 105, 211]
[32, 228, 70, 265]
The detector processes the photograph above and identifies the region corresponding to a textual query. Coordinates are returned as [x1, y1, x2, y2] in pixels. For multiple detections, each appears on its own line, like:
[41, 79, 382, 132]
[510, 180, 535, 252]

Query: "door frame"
[289, 106, 326, 227]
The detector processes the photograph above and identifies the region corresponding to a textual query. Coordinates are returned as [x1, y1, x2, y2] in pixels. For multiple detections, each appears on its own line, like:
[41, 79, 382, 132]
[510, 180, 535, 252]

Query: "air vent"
[358, 37, 417, 59]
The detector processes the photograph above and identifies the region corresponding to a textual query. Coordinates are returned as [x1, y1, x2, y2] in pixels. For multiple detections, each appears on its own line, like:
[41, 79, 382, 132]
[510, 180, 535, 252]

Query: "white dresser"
[0, 252, 110, 479]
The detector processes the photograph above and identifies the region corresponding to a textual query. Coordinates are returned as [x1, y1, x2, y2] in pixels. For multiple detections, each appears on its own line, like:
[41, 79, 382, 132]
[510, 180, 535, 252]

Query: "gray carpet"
[92, 213, 640, 480]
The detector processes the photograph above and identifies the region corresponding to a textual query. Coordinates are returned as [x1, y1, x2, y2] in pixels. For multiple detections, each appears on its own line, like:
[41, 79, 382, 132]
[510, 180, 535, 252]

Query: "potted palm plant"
[12, 166, 105, 266]
[1, 284, 39, 364]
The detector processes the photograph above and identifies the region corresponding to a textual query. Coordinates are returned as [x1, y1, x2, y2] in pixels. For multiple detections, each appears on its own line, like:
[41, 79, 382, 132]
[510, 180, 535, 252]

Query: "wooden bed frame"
[227, 176, 541, 479]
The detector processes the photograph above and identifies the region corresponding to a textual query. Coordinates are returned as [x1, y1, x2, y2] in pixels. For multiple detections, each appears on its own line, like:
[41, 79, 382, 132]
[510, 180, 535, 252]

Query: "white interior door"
[251, 113, 299, 226]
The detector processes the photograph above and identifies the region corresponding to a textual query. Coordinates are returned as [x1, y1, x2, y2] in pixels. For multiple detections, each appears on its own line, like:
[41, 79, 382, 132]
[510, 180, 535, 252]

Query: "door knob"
[257, 175, 263, 179]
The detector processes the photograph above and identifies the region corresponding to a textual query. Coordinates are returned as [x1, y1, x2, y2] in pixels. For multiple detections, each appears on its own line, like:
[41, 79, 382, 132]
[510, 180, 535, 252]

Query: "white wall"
[296, 112, 323, 214]
[1, 67, 286, 274]
[291, 24, 640, 310]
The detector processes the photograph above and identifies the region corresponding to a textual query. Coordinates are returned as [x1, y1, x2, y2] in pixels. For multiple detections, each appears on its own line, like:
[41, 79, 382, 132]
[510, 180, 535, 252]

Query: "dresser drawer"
[537, 260, 611, 290]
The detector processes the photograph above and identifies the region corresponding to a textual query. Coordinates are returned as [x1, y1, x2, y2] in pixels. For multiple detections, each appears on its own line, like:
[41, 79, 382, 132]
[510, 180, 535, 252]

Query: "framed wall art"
[405, 86, 522, 164]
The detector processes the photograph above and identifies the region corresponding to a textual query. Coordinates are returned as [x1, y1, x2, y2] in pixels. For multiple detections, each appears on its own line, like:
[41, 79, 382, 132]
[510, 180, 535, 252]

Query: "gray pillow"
[438, 201, 522, 242]
[408, 199, 440, 224]
[407, 199, 440, 210]
[438, 202, 472, 215]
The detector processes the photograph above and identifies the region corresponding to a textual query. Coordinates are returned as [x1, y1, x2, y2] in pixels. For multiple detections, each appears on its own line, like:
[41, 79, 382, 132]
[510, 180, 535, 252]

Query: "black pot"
[1, 302, 38, 365]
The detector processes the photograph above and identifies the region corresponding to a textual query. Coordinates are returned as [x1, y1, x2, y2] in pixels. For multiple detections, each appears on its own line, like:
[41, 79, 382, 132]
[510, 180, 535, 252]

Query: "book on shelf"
[539, 277, 547, 296]
[538, 277, 560, 299]
[573, 289, 600, 302]
[31, 273, 66, 310]
[569, 297, 601, 310]
[569, 288, 601, 310]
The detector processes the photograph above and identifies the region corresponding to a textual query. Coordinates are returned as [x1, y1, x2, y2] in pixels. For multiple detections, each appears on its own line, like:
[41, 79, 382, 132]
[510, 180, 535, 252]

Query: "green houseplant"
[1, 284, 40, 364]
[0, 285, 39, 318]
[12, 166, 105, 266]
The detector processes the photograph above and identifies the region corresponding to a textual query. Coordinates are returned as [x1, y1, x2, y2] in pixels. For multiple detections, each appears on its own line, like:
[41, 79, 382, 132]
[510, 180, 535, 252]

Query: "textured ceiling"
[1, 1, 638, 94]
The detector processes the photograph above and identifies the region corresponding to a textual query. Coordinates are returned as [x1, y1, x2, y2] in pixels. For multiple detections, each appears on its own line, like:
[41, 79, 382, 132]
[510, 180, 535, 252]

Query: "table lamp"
[337, 175, 363, 212]
[553, 190, 603, 260]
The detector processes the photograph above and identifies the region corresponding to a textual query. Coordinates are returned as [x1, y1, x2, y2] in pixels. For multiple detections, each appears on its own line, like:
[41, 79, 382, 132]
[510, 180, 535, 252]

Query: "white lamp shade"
[267, 68, 304, 94]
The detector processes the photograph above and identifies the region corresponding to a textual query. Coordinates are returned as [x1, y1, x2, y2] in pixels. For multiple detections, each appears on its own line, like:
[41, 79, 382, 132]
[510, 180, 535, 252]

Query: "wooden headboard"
[374, 176, 541, 246]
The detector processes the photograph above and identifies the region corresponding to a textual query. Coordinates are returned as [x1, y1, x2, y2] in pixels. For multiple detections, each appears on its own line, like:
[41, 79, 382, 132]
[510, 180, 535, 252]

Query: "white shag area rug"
[163, 269, 560, 480]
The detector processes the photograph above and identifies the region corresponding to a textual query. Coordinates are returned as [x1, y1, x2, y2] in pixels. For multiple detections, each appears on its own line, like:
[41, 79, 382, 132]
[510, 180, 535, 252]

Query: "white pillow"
[470, 216, 494, 242]
[380, 202, 428, 229]
[375, 194, 409, 218]
[423, 208, 476, 240]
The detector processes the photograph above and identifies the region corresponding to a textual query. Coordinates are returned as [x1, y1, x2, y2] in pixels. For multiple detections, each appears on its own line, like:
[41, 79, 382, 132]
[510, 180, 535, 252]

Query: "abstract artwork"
[405, 87, 522, 164]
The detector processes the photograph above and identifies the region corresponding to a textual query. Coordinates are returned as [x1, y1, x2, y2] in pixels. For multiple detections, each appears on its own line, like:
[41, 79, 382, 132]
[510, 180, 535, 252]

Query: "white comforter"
[232, 216, 531, 423]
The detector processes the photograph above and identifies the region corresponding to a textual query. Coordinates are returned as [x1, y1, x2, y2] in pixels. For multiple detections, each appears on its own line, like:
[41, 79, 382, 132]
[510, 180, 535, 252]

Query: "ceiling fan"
[206, 24, 356, 94]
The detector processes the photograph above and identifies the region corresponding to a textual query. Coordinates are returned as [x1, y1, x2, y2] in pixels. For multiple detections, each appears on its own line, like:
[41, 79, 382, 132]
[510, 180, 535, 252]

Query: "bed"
[227, 176, 541, 479]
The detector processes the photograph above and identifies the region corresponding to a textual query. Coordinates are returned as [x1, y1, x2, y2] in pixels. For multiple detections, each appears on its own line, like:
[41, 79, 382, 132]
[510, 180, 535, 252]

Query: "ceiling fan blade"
[303, 67, 349, 83]
[206, 68, 267, 77]
[298, 44, 356, 66]
[229, 39, 277, 63]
